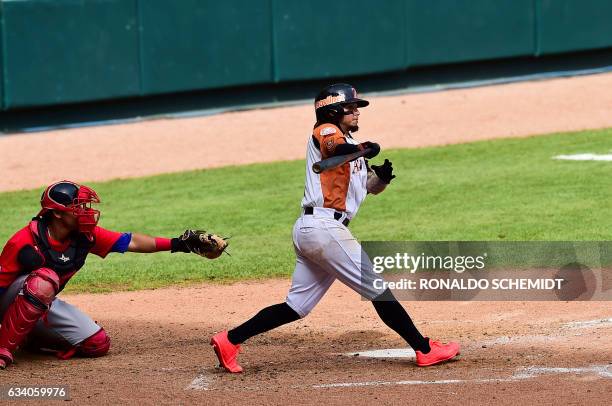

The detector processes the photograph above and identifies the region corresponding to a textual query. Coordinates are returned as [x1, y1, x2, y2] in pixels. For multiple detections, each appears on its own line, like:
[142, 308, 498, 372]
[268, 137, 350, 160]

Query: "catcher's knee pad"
[79, 328, 110, 358]
[0, 268, 60, 364]
[23, 268, 61, 309]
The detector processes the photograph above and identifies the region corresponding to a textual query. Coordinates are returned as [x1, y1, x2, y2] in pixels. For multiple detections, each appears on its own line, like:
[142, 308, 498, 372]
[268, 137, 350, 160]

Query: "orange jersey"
[301, 123, 368, 218]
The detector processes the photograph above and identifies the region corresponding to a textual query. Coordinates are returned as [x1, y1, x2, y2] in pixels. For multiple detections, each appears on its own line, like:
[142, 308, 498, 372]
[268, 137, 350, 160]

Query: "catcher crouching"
[0, 180, 227, 369]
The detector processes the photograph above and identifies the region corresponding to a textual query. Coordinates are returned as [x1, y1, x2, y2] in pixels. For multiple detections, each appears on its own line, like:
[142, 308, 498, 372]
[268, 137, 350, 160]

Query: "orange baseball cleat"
[415, 339, 461, 367]
[210, 331, 243, 373]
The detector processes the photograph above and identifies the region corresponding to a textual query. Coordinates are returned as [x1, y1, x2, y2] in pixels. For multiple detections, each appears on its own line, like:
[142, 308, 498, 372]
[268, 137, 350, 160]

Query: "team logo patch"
[320, 127, 336, 136]
[326, 139, 335, 152]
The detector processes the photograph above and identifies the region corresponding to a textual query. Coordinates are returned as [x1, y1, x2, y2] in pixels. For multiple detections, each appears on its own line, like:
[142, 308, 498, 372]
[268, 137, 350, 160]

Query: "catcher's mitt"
[172, 230, 229, 259]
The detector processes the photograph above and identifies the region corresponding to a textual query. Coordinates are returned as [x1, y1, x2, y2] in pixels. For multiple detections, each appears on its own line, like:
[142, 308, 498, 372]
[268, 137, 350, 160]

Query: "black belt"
[304, 207, 350, 227]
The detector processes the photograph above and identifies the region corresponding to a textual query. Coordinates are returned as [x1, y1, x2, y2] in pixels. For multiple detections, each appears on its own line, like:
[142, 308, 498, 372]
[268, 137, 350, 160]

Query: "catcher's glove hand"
[171, 230, 229, 259]
[371, 159, 395, 184]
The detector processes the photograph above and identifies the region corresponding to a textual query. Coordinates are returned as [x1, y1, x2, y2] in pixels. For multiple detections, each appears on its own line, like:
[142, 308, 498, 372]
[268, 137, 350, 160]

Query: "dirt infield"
[5, 281, 611, 404]
[1, 74, 611, 404]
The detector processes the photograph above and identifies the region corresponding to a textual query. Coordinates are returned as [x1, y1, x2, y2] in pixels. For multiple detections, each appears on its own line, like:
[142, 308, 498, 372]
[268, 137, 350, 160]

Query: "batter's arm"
[366, 159, 395, 194]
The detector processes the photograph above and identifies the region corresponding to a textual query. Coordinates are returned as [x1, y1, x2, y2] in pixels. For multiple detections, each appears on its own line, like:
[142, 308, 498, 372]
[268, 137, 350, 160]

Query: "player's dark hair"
[315, 105, 344, 127]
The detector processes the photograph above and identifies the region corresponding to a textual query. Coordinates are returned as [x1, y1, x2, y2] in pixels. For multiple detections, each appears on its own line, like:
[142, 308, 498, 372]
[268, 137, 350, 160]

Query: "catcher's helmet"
[38, 180, 101, 239]
[314, 83, 369, 123]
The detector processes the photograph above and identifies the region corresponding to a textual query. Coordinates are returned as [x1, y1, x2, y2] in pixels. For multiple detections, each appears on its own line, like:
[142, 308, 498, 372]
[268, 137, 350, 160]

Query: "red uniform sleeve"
[90, 226, 123, 258]
[0, 227, 32, 288]
[0, 240, 20, 288]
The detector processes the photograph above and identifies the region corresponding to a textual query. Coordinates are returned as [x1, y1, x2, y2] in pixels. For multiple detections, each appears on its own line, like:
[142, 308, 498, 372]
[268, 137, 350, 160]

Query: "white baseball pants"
[286, 210, 385, 317]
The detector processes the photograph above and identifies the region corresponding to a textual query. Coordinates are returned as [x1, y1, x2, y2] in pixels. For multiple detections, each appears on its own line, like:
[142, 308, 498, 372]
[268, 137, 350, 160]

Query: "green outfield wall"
[0, 1, 4, 108]
[0, 0, 141, 109]
[538, 0, 612, 55]
[1, 0, 611, 110]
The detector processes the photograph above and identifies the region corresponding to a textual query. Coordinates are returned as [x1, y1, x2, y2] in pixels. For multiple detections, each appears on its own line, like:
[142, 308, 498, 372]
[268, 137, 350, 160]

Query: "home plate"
[344, 348, 416, 359]
[553, 153, 612, 161]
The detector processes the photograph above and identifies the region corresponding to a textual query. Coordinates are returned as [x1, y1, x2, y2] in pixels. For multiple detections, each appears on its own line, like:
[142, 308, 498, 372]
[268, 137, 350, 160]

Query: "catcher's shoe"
[210, 331, 243, 373]
[415, 338, 460, 367]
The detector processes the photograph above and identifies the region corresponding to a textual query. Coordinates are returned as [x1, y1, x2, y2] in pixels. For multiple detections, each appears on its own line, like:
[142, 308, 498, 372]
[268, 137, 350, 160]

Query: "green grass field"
[1, 129, 611, 293]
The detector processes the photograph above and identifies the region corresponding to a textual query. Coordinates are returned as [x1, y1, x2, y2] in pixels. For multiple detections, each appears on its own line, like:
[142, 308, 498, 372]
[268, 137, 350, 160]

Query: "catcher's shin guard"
[79, 328, 110, 358]
[55, 328, 111, 360]
[0, 268, 60, 368]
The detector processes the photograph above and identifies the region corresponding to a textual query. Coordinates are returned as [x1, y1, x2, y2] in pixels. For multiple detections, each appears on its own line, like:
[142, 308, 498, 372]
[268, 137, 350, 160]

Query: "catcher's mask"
[38, 180, 101, 240]
[314, 83, 369, 124]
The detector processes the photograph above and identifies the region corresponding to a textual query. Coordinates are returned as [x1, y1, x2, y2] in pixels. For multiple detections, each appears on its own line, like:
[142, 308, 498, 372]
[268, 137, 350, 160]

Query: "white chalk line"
[514, 365, 612, 379]
[553, 153, 612, 161]
[344, 348, 416, 359]
[479, 334, 562, 347]
[476, 318, 611, 347]
[313, 364, 612, 389]
[314, 378, 500, 388]
[563, 318, 612, 329]
[185, 364, 612, 391]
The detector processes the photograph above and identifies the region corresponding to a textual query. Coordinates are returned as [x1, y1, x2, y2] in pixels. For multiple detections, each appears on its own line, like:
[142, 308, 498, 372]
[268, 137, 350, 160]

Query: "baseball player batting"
[210, 83, 460, 373]
[0, 180, 227, 369]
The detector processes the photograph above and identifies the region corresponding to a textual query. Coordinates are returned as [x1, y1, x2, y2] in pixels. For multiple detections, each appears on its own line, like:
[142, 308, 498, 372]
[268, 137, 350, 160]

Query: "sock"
[227, 302, 300, 345]
[372, 289, 431, 353]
